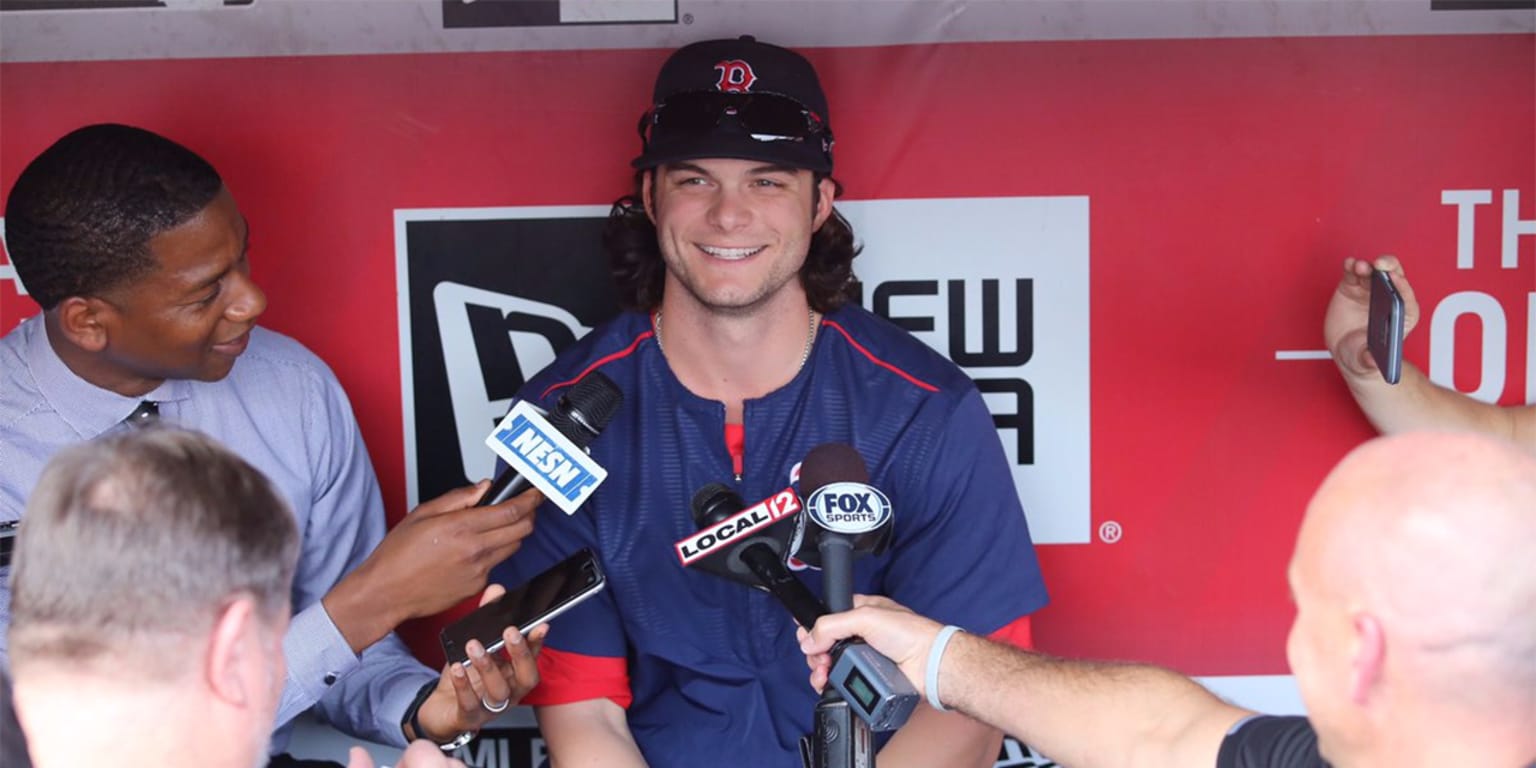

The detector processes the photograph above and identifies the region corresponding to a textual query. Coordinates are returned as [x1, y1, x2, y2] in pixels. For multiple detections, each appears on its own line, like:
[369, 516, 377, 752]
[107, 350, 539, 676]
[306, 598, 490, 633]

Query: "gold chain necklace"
[653, 308, 819, 371]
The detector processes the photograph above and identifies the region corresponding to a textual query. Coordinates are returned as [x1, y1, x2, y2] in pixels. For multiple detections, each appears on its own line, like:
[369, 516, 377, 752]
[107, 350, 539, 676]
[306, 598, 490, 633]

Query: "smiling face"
[644, 157, 834, 317]
[90, 186, 266, 393]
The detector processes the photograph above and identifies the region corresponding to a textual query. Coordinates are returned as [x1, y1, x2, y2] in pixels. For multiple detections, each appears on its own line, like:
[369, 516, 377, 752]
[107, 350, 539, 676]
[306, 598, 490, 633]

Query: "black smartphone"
[1367, 269, 1405, 385]
[440, 548, 605, 666]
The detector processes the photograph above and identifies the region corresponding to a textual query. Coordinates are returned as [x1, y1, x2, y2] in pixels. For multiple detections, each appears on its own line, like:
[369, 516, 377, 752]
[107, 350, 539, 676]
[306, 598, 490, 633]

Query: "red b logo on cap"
[713, 59, 757, 93]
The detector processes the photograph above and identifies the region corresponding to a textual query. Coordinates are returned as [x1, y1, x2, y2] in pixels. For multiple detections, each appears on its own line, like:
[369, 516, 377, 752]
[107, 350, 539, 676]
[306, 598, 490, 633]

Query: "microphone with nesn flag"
[478, 372, 622, 512]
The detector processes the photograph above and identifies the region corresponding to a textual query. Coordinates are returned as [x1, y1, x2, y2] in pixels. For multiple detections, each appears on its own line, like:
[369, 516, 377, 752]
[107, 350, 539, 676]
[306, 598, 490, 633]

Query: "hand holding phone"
[1367, 269, 1405, 385]
[440, 548, 606, 666]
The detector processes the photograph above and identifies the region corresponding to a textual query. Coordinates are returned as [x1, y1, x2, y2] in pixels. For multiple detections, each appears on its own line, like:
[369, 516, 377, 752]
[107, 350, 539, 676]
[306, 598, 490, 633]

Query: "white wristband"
[925, 625, 964, 712]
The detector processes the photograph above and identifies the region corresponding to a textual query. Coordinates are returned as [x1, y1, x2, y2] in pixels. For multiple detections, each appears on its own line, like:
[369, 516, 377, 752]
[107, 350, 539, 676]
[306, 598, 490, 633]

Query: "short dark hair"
[3, 123, 223, 310]
[604, 169, 861, 313]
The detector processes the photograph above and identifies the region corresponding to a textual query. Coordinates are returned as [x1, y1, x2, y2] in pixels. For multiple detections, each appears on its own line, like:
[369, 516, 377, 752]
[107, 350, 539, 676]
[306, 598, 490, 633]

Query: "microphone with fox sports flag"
[792, 443, 894, 611]
[478, 372, 623, 510]
[792, 443, 917, 733]
[675, 483, 916, 732]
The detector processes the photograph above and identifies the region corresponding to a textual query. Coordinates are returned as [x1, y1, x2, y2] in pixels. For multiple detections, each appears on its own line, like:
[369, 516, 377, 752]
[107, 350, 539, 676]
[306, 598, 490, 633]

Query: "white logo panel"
[840, 197, 1091, 544]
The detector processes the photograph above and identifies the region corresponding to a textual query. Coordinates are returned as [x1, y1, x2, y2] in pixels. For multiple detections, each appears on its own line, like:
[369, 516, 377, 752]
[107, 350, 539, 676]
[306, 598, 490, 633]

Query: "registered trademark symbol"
[1098, 521, 1123, 543]
[682, 12, 694, 24]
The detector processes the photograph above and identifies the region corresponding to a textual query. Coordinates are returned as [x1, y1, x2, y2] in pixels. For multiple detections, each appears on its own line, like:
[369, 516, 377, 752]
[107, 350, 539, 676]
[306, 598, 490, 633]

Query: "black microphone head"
[793, 443, 892, 564]
[799, 443, 869, 497]
[682, 482, 798, 585]
[550, 372, 624, 449]
[690, 483, 743, 528]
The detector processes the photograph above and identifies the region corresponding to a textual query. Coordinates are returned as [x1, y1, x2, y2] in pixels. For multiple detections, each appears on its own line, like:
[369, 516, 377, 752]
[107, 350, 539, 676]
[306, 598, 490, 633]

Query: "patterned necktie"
[124, 400, 159, 427]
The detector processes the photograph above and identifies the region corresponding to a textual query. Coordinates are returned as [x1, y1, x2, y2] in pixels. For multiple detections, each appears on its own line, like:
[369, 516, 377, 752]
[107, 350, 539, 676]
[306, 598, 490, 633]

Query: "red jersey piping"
[821, 319, 939, 393]
[540, 330, 653, 400]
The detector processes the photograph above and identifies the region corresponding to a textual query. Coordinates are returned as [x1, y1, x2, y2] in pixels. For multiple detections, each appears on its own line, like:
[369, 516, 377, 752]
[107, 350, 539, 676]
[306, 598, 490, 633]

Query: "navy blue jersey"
[492, 304, 1048, 766]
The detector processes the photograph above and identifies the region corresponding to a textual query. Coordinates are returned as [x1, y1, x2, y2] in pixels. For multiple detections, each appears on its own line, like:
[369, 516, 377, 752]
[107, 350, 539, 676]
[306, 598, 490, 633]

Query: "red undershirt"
[724, 422, 746, 478]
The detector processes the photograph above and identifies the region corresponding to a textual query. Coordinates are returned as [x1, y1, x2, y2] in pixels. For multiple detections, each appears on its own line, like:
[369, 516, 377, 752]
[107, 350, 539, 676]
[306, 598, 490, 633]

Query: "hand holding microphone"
[326, 479, 542, 652]
[323, 373, 622, 654]
[793, 443, 917, 734]
[391, 373, 624, 748]
[797, 594, 950, 708]
[669, 442, 918, 737]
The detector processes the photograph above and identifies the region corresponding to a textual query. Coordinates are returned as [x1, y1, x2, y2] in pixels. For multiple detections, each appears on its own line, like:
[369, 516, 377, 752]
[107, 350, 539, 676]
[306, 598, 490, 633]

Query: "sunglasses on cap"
[638, 90, 834, 149]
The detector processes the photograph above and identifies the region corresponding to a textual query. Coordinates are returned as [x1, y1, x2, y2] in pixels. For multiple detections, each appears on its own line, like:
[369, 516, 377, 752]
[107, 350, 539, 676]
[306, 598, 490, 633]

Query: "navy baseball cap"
[633, 36, 834, 173]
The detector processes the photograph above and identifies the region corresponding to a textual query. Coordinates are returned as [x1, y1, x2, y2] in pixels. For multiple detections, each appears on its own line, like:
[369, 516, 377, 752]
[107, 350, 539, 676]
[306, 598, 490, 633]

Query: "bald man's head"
[1304, 432, 1535, 648]
[1287, 431, 1536, 764]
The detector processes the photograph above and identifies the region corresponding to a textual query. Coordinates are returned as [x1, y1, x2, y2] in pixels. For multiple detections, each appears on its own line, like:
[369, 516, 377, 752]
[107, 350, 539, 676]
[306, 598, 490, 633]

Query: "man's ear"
[641, 169, 658, 224]
[1349, 612, 1386, 706]
[205, 597, 261, 708]
[53, 296, 112, 353]
[811, 176, 836, 230]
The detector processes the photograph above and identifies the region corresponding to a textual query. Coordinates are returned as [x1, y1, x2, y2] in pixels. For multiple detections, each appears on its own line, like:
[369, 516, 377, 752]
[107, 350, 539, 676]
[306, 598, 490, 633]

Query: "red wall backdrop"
[2, 34, 1531, 679]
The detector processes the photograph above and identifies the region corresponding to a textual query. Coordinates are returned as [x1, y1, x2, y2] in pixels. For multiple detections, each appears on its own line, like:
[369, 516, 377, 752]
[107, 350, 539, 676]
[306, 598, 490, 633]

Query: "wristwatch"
[401, 680, 475, 752]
